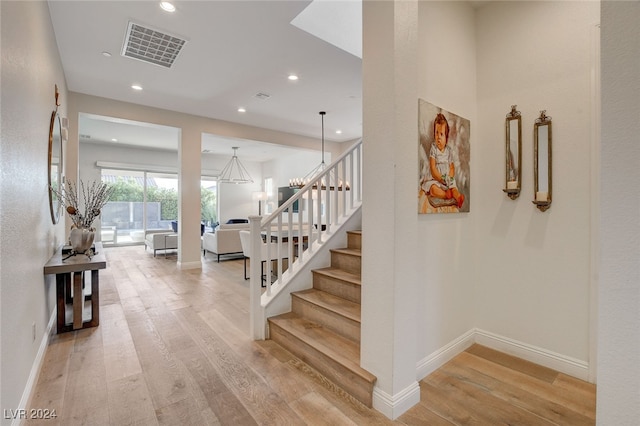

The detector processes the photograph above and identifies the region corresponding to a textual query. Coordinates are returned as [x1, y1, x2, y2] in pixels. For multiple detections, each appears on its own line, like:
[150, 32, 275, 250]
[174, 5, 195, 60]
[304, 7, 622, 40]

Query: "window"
[264, 177, 273, 214]
[101, 169, 178, 245]
[201, 178, 217, 231]
[101, 170, 150, 245]
[100, 168, 219, 244]
[147, 172, 178, 230]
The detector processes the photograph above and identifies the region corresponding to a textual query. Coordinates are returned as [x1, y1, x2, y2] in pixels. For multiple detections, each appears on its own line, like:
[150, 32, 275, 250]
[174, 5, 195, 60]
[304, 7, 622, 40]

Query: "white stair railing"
[250, 139, 363, 339]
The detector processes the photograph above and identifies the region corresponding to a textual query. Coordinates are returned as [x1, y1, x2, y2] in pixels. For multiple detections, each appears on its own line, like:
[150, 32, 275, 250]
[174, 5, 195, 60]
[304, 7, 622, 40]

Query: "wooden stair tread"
[312, 267, 361, 286]
[293, 289, 360, 323]
[330, 247, 361, 257]
[268, 312, 376, 384]
[268, 229, 371, 405]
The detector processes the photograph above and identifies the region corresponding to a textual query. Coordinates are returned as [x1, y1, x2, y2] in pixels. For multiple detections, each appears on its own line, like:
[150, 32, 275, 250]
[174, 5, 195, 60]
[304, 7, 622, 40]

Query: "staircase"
[267, 230, 377, 407]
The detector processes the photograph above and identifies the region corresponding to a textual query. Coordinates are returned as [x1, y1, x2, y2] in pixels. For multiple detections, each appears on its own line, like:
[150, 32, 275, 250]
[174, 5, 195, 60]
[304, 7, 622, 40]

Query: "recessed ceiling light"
[102, 51, 112, 57]
[111, 138, 118, 142]
[160, 2, 175, 12]
[288, 74, 299, 81]
[131, 84, 143, 91]
[237, 107, 246, 113]
[335, 130, 342, 134]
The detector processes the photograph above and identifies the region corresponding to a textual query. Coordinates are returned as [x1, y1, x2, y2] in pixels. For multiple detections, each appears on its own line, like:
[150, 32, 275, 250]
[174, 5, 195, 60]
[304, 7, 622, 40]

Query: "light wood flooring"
[27, 245, 595, 425]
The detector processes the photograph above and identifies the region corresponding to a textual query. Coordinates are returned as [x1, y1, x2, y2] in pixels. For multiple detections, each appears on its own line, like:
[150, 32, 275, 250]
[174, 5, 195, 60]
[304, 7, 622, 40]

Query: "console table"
[43, 242, 106, 333]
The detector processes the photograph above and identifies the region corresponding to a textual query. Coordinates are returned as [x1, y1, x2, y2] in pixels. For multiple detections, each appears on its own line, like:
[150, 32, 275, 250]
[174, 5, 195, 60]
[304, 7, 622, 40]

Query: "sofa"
[171, 220, 206, 236]
[202, 222, 249, 262]
[144, 230, 178, 257]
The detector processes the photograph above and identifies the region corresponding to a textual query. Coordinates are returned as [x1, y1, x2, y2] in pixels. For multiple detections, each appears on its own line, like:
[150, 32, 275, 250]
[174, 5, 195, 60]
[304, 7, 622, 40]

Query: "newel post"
[249, 215, 265, 339]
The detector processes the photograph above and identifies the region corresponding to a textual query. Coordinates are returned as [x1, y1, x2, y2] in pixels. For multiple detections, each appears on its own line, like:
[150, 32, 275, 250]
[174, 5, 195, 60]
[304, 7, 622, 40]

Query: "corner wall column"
[361, 0, 420, 419]
[597, 1, 640, 422]
[178, 127, 202, 269]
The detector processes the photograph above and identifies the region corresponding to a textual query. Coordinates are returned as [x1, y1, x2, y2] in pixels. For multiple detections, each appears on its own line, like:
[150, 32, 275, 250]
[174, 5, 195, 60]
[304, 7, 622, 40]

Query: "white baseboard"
[13, 310, 56, 426]
[391, 329, 590, 421]
[414, 328, 590, 384]
[474, 329, 590, 381]
[178, 260, 202, 270]
[416, 328, 475, 380]
[372, 380, 420, 420]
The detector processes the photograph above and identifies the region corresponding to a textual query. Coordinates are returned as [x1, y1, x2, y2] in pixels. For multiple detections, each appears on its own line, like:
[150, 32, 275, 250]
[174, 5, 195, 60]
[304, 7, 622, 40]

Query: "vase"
[69, 227, 95, 253]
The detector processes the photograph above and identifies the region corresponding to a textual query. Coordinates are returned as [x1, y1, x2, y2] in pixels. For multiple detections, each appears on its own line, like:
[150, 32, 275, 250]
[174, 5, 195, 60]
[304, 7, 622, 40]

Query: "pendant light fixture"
[289, 112, 349, 190]
[218, 147, 254, 184]
[290, 111, 327, 188]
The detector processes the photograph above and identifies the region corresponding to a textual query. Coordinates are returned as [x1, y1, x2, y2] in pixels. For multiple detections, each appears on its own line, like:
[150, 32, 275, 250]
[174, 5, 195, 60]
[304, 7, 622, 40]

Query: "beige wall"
[0, 0, 67, 417]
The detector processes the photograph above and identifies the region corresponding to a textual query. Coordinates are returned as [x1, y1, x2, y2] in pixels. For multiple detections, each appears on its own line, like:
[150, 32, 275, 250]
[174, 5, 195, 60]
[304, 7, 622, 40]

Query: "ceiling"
[48, 0, 363, 157]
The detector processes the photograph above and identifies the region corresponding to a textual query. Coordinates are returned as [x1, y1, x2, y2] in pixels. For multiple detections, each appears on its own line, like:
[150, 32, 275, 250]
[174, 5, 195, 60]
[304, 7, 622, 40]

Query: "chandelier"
[289, 111, 350, 191]
[218, 147, 254, 184]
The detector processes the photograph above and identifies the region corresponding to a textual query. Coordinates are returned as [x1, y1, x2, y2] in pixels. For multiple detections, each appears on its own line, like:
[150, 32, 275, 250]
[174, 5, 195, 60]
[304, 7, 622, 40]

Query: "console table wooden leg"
[56, 274, 66, 333]
[89, 270, 100, 327]
[72, 271, 83, 330]
[65, 274, 72, 304]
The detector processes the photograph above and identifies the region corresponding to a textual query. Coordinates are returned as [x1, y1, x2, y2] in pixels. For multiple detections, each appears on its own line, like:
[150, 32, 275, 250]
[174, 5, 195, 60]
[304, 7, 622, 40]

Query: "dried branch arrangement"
[51, 180, 114, 229]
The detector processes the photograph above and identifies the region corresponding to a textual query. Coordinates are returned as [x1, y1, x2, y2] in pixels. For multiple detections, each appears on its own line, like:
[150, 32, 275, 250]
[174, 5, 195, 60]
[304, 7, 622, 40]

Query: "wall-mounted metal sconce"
[533, 110, 552, 212]
[503, 105, 522, 200]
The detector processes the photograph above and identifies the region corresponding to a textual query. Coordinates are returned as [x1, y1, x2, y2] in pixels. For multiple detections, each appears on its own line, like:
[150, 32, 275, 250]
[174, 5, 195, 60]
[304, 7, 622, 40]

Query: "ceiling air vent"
[254, 92, 271, 100]
[122, 21, 187, 68]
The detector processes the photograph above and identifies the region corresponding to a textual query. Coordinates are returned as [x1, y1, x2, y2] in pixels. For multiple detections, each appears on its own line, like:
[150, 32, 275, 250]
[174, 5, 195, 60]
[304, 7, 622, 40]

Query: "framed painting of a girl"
[418, 99, 470, 214]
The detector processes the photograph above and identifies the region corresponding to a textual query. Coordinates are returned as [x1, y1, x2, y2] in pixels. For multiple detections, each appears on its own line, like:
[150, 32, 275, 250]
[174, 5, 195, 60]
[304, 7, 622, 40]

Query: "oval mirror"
[48, 110, 63, 223]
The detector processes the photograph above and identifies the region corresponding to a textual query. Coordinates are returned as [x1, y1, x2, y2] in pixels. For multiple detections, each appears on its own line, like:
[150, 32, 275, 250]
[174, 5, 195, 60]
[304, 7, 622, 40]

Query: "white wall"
[415, 0, 477, 365]
[363, 1, 599, 417]
[217, 178, 261, 222]
[263, 149, 325, 189]
[261, 149, 324, 213]
[598, 1, 640, 423]
[0, 1, 67, 419]
[475, 0, 598, 364]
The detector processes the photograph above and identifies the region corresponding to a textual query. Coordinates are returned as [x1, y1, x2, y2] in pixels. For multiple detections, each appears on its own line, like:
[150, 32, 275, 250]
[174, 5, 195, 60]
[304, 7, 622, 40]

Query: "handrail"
[250, 139, 363, 339]
[263, 140, 362, 222]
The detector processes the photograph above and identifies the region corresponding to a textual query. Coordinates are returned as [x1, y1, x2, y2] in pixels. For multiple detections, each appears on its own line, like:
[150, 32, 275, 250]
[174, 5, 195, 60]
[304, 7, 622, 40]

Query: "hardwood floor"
[401, 345, 596, 425]
[27, 245, 595, 425]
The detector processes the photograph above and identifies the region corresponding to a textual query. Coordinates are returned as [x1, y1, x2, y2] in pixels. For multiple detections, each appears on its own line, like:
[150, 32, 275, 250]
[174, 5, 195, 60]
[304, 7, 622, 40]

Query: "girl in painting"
[421, 113, 465, 208]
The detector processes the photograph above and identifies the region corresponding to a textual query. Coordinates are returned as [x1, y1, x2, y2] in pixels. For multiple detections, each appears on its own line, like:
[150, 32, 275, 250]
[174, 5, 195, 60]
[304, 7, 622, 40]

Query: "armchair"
[144, 230, 178, 257]
[202, 222, 248, 261]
